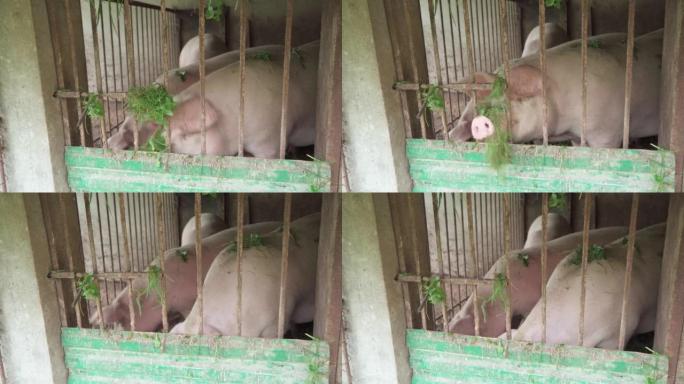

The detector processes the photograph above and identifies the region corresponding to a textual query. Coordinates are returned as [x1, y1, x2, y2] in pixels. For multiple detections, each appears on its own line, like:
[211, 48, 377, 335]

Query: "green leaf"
[568, 244, 606, 266]
[422, 85, 445, 111]
[77, 273, 100, 301]
[83, 93, 104, 120]
[422, 276, 446, 305]
[544, 0, 562, 8]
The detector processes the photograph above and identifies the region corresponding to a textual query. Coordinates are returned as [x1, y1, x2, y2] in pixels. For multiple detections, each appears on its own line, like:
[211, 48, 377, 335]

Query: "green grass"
[126, 84, 176, 128]
[422, 85, 445, 112]
[175, 249, 189, 263]
[422, 276, 446, 305]
[83, 93, 104, 120]
[205, 0, 223, 21]
[174, 70, 187, 82]
[476, 73, 512, 170]
[248, 51, 273, 61]
[517, 252, 529, 267]
[77, 273, 100, 301]
[568, 244, 606, 266]
[135, 265, 165, 313]
[549, 193, 567, 210]
[226, 233, 265, 252]
[545, 0, 562, 8]
[480, 273, 508, 322]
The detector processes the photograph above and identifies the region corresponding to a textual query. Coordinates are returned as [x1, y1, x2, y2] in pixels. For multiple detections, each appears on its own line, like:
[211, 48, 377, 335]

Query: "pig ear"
[506, 65, 543, 100]
[172, 98, 219, 133]
[474, 72, 497, 100]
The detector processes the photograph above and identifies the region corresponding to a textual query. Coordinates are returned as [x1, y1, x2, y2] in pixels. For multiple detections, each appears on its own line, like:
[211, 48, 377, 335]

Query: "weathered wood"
[65, 147, 331, 192]
[61, 328, 329, 383]
[658, 0, 684, 192]
[407, 139, 676, 192]
[407, 329, 668, 383]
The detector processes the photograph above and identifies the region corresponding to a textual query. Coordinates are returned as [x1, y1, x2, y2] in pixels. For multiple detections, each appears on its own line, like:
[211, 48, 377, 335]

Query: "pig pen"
[346, 0, 680, 192]
[342, 193, 684, 383]
[43, 192, 342, 383]
[45, 0, 341, 193]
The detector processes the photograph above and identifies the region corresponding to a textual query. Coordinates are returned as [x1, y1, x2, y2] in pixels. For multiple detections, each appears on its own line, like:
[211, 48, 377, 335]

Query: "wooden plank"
[407, 139, 676, 192]
[61, 328, 329, 383]
[65, 147, 331, 192]
[407, 330, 668, 384]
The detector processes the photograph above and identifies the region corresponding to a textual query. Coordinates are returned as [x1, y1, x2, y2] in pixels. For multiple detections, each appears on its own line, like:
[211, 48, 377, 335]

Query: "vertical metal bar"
[618, 194, 639, 349]
[160, 0, 171, 152]
[580, 0, 589, 146]
[46, 0, 70, 144]
[101, 0, 114, 138]
[450, 194, 463, 308]
[503, 193, 512, 340]
[88, 1, 108, 148]
[437, 0, 454, 126]
[431, 194, 449, 329]
[277, 195, 293, 337]
[63, 0, 86, 146]
[198, 0, 207, 155]
[443, 193, 454, 315]
[426, 0, 449, 138]
[279, 0, 294, 159]
[43, 199, 69, 326]
[578, 193, 592, 345]
[238, 0, 248, 157]
[538, 0, 549, 145]
[465, 194, 481, 336]
[402, 0, 428, 138]
[194, 193, 204, 334]
[154, 194, 170, 332]
[462, 0, 478, 113]
[410, 200, 428, 329]
[58, 196, 83, 328]
[117, 193, 136, 331]
[541, 193, 549, 343]
[236, 193, 245, 335]
[622, 0, 636, 149]
[497, 0, 512, 130]
[84, 194, 105, 329]
[123, 0, 138, 149]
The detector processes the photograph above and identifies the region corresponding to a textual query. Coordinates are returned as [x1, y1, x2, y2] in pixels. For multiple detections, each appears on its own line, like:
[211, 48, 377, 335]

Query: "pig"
[523, 212, 571, 249]
[521, 23, 568, 58]
[107, 44, 284, 149]
[448, 226, 628, 338]
[170, 213, 320, 337]
[159, 40, 319, 158]
[178, 34, 228, 68]
[448, 30, 663, 148]
[512, 223, 665, 349]
[180, 213, 227, 246]
[92, 220, 281, 331]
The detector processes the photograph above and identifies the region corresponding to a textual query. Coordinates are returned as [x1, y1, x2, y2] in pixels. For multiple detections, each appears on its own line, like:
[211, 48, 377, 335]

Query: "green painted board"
[61, 327, 329, 383]
[407, 139, 675, 192]
[65, 147, 331, 192]
[406, 329, 668, 384]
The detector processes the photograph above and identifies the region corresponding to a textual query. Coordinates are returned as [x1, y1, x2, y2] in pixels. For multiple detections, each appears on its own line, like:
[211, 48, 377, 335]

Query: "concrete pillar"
[342, 0, 412, 192]
[0, 0, 72, 191]
[0, 195, 68, 384]
[342, 194, 411, 383]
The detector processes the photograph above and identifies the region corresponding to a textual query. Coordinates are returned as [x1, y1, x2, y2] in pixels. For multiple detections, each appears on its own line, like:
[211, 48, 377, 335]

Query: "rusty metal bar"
[154, 194, 170, 332]
[199, 0, 207, 155]
[49, 271, 148, 280]
[238, 0, 248, 157]
[538, 0, 549, 146]
[503, 193, 512, 340]
[123, 0, 138, 149]
[618, 194, 640, 349]
[397, 274, 495, 287]
[277, 195, 293, 338]
[462, 0, 478, 113]
[580, 0, 589, 146]
[578, 193, 593, 345]
[160, 0, 171, 152]
[64, 0, 86, 146]
[431, 194, 449, 329]
[43, 198, 69, 327]
[541, 193, 549, 343]
[117, 193, 136, 331]
[437, 0, 454, 127]
[83, 194, 105, 329]
[59, 196, 83, 328]
[236, 193, 245, 335]
[87, 1, 108, 149]
[426, 0, 449, 138]
[409, 200, 428, 329]
[394, 82, 493, 93]
[465, 194, 481, 336]
[194, 193, 204, 334]
[46, 0, 71, 144]
[622, 0, 636, 149]
[497, 0, 512, 131]
[279, 0, 294, 159]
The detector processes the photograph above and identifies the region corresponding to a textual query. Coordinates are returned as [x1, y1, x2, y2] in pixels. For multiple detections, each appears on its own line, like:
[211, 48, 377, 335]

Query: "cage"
[343, 0, 681, 192]
[342, 193, 684, 382]
[38, 0, 341, 193]
[38, 192, 342, 382]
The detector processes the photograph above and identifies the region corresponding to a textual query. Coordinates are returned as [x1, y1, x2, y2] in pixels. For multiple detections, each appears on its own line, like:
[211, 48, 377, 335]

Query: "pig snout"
[471, 116, 496, 141]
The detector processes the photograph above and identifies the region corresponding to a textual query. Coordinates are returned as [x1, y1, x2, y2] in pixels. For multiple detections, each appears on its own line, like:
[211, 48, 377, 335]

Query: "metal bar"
[394, 82, 492, 92]
[88, 1, 108, 148]
[580, 0, 589, 146]
[199, 0, 207, 155]
[450, 194, 463, 308]
[277, 195, 293, 338]
[160, 0, 171, 155]
[238, 0, 247, 157]
[49, 271, 148, 280]
[461, 0, 478, 113]
[578, 193, 593, 345]
[618, 194, 639, 349]
[541, 193, 549, 343]
[194, 193, 204, 334]
[437, 0, 454, 126]
[93, 195, 110, 304]
[117, 193, 136, 331]
[42, 198, 69, 327]
[84, 194, 105, 329]
[622, 0, 636, 149]
[465, 194, 481, 336]
[430, 194, 449, 328]
[497, 0, 512, 131]
[279, 0, 294, 159]
[538, 0, 549, 145]
[46, 0, 71, 144]
[397, 274, 495, 287]
[58, 196, 83, 328]
[236, 193, 245, 335]
[503, 193, 512, 340]
[64, 0, 86, 146]
[155, 194, 169, 332]
[123, 0, 138, 149]
[100, 0, 114, 139]
[443, 194, 454, 319]
[410, 200, 428, 329]
[426, 0, 449, 138]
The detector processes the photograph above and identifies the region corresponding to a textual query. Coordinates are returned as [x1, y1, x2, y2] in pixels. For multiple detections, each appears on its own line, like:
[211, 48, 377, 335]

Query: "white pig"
[448, 226, 628, 338]
[512, 223, 665, 349]
[449, 30, 663, 148]
[92, 220, 281, 331]
[180, 213, 227, 246]
[523, 212, 571, 249]
[178, 34, 228, 68]
[170, 213, 320, 337]
[521, 23, 568, 58]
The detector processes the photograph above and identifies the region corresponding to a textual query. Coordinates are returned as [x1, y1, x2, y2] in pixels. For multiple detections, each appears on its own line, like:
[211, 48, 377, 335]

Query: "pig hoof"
[471, 116, 496, 141]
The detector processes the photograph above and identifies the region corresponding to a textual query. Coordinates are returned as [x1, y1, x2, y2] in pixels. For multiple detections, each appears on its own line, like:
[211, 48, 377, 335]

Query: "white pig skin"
[521, 23, 568, 58]
[512, 223, 666, 349]
[180, 213, 228, 246]
[523, 212, 571, 249]
[178, 34, 228, 68]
